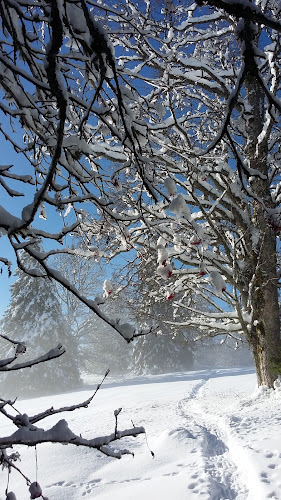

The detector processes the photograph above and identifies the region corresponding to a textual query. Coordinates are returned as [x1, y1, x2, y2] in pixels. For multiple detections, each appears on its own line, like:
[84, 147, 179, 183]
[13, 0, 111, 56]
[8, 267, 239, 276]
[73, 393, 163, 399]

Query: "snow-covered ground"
[2, 367, 281, 499]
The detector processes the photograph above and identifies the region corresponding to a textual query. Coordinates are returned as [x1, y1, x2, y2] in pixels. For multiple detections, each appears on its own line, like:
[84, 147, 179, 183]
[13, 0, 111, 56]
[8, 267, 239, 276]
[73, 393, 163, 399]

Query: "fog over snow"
[1, 368, 281, 499]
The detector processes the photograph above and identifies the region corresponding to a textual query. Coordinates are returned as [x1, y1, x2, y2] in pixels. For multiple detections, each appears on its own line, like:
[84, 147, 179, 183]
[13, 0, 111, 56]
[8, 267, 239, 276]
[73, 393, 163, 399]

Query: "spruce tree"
[133, 333, 194, 375]
[1, 250, 81, 398]
[81, 311, 133, 377]
[130, 256, 194, 375]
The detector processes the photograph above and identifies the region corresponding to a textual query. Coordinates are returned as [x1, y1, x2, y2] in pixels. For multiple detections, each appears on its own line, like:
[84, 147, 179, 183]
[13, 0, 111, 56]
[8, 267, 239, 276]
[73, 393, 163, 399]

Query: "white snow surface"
[2, 368, 281, 499]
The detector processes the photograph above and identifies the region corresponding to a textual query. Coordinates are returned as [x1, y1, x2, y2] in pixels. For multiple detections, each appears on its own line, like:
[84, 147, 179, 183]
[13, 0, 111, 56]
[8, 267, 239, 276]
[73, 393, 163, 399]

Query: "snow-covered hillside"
[2, 368, 281, 499]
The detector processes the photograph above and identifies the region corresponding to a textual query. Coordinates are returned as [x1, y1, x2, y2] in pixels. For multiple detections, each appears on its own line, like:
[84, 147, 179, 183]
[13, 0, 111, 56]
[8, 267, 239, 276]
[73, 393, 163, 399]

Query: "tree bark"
[244, 25, 281, 387]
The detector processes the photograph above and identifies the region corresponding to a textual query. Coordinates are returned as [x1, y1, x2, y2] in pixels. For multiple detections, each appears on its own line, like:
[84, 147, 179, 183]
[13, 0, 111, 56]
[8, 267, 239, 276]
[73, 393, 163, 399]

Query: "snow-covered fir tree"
[81, 310, 133, 376]
[125, 255, 194, 375]
[133, 333, 194, 375]
[0, 250, 81, 398]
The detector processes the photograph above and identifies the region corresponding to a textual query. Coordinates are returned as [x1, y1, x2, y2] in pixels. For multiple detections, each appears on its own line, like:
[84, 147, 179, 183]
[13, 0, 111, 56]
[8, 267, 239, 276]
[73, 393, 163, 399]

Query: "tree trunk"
[248, 271, 281, 388]
[244, 24, 281, 387]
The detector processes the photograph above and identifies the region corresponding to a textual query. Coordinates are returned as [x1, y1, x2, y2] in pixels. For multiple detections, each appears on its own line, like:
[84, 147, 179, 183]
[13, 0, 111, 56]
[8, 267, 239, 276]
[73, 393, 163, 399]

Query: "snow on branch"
[0, 420, 145, 458]
[165, 317, 243, 334]
[199, 0, 281, 32]
[0, 344, 65, 372]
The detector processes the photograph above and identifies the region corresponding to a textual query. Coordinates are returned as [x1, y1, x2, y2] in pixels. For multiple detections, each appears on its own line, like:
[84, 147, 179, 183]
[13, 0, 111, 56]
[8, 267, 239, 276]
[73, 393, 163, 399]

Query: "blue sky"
[0, 128, 66, 316]
[0, 133, 26, 316]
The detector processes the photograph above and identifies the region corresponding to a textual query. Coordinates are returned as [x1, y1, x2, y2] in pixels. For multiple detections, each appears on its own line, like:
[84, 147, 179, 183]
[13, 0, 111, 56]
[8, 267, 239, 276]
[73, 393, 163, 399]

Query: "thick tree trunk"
[252, 223, 281, 387]
[248, 263, 281, 388]
[244, 30, 281, 387]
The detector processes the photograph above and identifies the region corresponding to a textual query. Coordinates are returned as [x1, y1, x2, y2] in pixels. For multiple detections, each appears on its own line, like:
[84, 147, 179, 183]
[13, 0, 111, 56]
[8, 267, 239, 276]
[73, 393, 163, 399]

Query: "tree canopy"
[1, 0, 280, 372]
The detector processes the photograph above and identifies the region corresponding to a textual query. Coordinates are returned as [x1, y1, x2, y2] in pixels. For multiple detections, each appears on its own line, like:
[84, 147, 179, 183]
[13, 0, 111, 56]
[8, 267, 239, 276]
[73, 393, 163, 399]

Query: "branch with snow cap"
[169, 194, 191, 220]
[164, 177, 177, 197]
[103, 279, 113, 297]
[197, 0, 281, 33]
[157, 262, 173, 280]
[210, 271, 227, 294]
[0, 345, 65, 372]
[0, 419, 145, 457]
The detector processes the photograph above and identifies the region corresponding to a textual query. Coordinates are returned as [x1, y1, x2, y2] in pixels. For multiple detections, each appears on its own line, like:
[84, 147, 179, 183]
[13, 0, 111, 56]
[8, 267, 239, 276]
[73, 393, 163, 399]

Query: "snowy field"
[2, 367, 281, 499]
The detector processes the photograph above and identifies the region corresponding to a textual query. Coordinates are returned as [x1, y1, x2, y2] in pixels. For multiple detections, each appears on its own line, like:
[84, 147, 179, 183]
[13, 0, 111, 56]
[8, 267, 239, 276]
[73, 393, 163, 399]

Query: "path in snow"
[177, 377, 249, 499]
[179, 372, 281, 500]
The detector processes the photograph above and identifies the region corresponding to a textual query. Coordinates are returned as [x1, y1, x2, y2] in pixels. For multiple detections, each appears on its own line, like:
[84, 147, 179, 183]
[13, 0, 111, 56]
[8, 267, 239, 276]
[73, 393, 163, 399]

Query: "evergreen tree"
[1, 250, 81, 398]
[127, 254, 194, 375]
[133, 333, 194, 375]
[81, 310, 133, 377]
